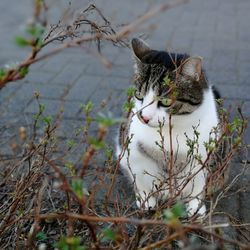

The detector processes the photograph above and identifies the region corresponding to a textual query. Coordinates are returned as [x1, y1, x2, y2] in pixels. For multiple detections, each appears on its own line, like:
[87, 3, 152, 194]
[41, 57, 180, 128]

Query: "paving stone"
[89, 89, 126, 119]
[215, 193, 240, 219]
[211, 214, 239, 250]
[25, 70, 56, 85]
[55, 118, 85, 139]
[190, 39, 213, 62]
[65, 75, 102, 101]
[238, 50, 250, 62]
[0, 82, 22, 106]
[213, 39, 238, 51]
[211, 55, 238, 72]
[179, 12, 199, 28]
[221, 99, 250, 146]
[170, 31, 193, 53]
[28, 60, 46, 71]
[78, 171, 134, 203]
[88, 88, 115, 109]
[41, 53, 71, 73]
[109, 64, 133, 79]
[99, 76, 130, 90]
[193, 27, 216, 41]
[25, 99, 63, 116]
[216, 85, 250, 100]
[61, 101, 83, 119]
[239, 191, 250, 222]
[0, 118, 25, 139]
[207, 70, 238, 86]
[234, 165, 250, 222]
[238, 64, 250, 85]
[110, 54, 134, 78]
[50, 61, 86, 86]
[4, 91, 33, 115]
[197, 13, 217, 28]
[84, 62, 116, 77]
[16, 82, 66, 99]
[239, 30, 250, 43]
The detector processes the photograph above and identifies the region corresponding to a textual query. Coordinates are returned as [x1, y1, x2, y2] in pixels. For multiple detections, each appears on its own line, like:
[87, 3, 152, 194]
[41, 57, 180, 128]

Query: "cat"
[116, 38, 220, 216]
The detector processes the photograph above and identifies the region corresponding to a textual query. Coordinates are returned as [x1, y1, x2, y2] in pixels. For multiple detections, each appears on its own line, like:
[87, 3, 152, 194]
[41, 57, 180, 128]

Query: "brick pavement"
[0, 0, 250, 244]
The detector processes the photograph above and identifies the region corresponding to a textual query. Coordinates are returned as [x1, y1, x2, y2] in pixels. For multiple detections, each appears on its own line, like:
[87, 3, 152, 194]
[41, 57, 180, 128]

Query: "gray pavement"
[0, 0, 250, 244]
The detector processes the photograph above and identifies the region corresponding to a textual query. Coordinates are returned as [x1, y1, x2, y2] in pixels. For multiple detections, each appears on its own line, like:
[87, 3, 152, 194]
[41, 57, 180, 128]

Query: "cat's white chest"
[129, 114, 194, 160]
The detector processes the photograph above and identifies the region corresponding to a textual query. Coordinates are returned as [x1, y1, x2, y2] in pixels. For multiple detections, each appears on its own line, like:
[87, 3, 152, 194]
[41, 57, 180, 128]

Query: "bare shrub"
[0, 1, 249, 249]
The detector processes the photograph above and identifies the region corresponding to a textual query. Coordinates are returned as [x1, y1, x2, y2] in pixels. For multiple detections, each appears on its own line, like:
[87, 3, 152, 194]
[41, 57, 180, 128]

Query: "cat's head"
[131, 38, 208, 127]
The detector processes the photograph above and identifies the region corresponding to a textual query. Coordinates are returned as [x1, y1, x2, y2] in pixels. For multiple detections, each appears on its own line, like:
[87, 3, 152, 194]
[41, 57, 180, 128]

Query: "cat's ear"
[131, 38, 151, 60]
[131, 38, 151, 73]
[179, 56, 203, 81]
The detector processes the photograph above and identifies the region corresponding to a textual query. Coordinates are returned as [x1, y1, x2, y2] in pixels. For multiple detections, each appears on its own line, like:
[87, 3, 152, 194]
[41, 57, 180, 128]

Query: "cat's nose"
[140, 112, 150, 124]
[142, 116, 150, 124]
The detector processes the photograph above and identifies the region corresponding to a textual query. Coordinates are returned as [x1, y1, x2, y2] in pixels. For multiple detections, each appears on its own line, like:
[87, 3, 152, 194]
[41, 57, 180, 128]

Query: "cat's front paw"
[136, 196, 157, 210]
[187, 198, 206, 217]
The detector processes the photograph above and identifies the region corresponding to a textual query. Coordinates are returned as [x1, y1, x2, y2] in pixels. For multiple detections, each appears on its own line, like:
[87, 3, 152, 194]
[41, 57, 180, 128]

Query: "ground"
[0, 0, 250, 248]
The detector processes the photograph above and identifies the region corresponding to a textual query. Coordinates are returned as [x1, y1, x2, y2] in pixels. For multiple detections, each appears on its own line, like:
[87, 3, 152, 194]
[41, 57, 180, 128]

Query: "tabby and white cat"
[116, 38, 220, 216]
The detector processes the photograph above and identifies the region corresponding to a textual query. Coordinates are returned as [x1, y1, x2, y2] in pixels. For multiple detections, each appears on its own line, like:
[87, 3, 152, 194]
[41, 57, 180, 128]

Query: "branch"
[0, 0, 189, 90]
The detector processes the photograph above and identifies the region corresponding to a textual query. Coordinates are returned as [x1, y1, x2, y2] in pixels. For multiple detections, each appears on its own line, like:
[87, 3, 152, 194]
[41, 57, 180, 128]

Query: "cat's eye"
[134, 90, 144, 101]
[158, 98, 172, 107]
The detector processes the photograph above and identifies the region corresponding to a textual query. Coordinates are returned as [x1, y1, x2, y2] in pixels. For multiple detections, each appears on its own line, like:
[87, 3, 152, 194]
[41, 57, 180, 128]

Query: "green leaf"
[39, 103, 45, 113]
[36, 38, 44, 49]
[36, 231, 47, 241]
[81, 101, 93, 114]
[233, 136, 241, 145]
[104, 146, 113, 159]
[102, 228, 116, 241]
[55, 236, 86, 250]
[19, 66, 29, 77]
[96, 113, 121, 127]
[0, 68, 7, 80]
[26, 24, 44, 37]
[26, 25, 37, 36]
[163, 209, 174, 221]
[171, 202, 186, 218]
[43, 116, 53, 126]
[123, 100, 135, 112]
[75, 127, 83, 136]
[15, 36, 29, 47]
[163, 202, 186, 221]
[34, 91, 40, 99]
[71, 179, 84, 199]
[35, 0, 43, 5]
[163, 75, 171, 86]
[126, 86, 136, 97]
[71, 179, 89, 198]
[67, 139, 76, 149]
[89, 137, 104, 150]
[65, 161, 76, 175]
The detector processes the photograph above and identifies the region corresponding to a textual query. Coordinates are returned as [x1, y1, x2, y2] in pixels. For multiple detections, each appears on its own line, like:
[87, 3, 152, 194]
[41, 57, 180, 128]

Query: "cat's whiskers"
[132, 100, 154, 118]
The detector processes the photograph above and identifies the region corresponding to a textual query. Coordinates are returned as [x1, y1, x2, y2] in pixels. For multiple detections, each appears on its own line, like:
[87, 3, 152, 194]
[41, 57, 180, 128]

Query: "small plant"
[55, 236, 86, 250]
[71, 179, 89, 199]
[100, 228, 117, 242]
[162, 202, 186, 222]
[123, 86, 135, 113]
[36, 231, 47, 241]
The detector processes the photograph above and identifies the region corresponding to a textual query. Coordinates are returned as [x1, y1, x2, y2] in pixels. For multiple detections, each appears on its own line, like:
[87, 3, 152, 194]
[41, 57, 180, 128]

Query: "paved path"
[0, 0, 250, 244]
